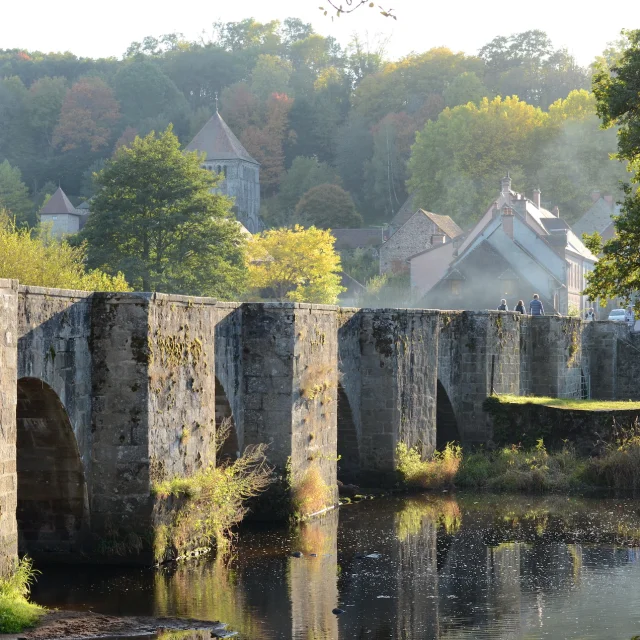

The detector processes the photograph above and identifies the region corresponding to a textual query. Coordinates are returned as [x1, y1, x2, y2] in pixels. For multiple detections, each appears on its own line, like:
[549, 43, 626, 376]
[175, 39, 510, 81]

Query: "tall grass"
[0, 557, 45, 633]
[585, 436, 640, 494]
[152, 444, 272, 563]
[290, 464, 333, 520]
[396, 442, 462, 490]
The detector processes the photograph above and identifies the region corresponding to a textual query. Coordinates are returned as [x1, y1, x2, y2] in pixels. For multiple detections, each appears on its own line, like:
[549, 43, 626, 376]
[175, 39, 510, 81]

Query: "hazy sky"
[1, 0, 636, 65]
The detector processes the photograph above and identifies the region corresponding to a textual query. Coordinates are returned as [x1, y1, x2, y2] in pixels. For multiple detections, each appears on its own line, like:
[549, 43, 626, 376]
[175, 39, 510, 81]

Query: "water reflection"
[31, 495, 640, 639]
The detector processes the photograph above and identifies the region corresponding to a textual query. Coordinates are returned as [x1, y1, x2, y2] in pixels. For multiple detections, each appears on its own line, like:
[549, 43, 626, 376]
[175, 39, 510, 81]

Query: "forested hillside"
[0, 20, 627, 229]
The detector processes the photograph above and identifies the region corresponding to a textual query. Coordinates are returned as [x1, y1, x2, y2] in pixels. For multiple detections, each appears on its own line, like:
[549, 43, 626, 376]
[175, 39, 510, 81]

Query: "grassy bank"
[495, 394, 640, 411]
[396, 437, 640, 495]
[0, 557, 45, 633]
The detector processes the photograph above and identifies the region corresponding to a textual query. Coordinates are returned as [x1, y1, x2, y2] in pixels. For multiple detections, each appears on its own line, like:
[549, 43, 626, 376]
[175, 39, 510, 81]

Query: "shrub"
[396, 442, 462, 490]
[290, 464, 333, 520]
[152, 444, 272, 562]
[586, 436, 640, 494]
[0, 557, 45, 633]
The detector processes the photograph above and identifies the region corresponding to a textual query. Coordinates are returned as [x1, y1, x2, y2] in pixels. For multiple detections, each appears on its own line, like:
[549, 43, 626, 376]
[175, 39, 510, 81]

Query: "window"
[451, 280, 461, 296]
[503, 279, 517, 296]
[223, 166, 227, 178]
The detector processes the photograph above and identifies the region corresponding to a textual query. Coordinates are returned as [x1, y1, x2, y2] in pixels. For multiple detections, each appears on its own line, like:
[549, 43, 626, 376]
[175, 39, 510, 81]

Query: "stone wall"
[380, 212, 439, 274]
[0, 280, 17, 575]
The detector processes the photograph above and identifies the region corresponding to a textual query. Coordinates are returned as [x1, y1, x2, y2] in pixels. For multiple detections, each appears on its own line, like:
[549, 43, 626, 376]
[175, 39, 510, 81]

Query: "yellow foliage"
[548, 89, 597, 124]
[246, 225, 345, 304]
[0, 212, 130, 291]
[396, 441, 462, 490]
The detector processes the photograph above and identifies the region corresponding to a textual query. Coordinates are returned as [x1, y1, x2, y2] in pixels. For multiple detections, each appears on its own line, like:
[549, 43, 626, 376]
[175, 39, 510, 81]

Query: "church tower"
[186, 107, 262, 232]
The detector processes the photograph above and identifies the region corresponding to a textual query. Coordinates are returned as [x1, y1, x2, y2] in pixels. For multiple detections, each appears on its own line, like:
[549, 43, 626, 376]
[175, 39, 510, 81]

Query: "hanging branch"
[320, 1, 396, 19]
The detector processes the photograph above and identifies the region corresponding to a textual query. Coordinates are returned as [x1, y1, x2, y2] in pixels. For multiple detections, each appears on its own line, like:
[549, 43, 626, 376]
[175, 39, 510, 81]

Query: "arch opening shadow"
[436, 380, 461, 450]
[337, 383, 359, 483]
[16, 378, 88, 556]
[215, 376, 239, 465]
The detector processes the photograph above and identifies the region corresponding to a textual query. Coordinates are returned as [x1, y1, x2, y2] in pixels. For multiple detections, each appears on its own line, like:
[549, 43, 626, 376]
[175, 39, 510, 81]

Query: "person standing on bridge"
[515, 300, 526, 315]
[497, 299, 508, 311]
[529, 294, 544, 316]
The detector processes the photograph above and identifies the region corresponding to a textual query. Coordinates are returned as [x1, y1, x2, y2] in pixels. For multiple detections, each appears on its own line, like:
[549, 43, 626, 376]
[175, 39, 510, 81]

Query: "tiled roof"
[573, 198, 621, 238]
[185, 111, 258, 164]
[331, 228, 387, 250]
[421, 210, 463, 239]
[390, 193, 417, 229]
[39, 187, 80, 216]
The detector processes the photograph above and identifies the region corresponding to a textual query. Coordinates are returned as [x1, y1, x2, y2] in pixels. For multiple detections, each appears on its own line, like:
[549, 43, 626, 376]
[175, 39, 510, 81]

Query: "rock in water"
[291, 551, 303, 558]
[332, 608, 346, 615]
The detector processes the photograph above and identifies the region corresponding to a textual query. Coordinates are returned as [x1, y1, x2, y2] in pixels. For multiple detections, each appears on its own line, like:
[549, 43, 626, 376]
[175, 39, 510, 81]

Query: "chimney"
[533, 188, 541, 209]
[591, 190, 601, 203]
[492, 201, 500, 218]
[501, 173, 512, 196]
[552, 205, 560, 217]
[502, 205, 514, 239]
[430, 232, 445, 245]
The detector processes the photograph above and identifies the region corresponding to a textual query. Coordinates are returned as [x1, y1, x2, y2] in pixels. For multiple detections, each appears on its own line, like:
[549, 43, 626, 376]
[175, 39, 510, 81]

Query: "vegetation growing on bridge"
[395, 442, 462, 490]
[152, 440, 272, 563]
[0, 557, 45, 633]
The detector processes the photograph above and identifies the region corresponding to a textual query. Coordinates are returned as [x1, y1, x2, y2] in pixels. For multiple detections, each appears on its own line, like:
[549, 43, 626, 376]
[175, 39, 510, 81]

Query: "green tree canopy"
[585, 30, 640, 309]
[81, 126, 247, 298]
[0, 160, 33, 226]
[295, 183, 362, 229]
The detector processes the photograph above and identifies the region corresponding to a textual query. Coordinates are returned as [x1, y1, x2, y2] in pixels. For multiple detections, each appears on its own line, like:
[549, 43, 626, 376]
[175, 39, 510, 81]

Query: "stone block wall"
[0, 280, 18, 575]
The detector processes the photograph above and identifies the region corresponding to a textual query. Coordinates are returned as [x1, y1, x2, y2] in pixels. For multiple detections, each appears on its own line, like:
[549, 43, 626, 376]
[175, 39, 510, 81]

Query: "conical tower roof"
[185, 111, 259, 165]
[39, 187, 80, 215]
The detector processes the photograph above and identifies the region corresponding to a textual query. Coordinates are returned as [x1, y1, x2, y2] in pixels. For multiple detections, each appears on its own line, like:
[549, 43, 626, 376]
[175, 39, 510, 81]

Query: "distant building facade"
[573, 191, 620, 242]
[186, 109, 262, 232]
[39, 187, 88, 238]
[379, 208, 462, 275]
[409, 176, 597, 315]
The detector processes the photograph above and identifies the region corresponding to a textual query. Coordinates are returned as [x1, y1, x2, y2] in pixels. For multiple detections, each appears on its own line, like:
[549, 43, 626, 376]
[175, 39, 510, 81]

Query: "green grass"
[0, 557, 45, 633]
[496, 394, 640, 411]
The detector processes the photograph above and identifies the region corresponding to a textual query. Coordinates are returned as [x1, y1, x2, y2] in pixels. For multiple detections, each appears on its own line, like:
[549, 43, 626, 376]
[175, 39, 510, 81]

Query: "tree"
[0, 160, 33, 226]
[295, 183, 362, 229]
[584, 30, 640, 308]
[246, 225, 344, 303]
[81, 126, 247, 298]
[0, 211, 129, 291]
[27, 76, 67, 148]
[443, 72, 488, 108]
[407, 96, 548, 226]
[250, 54, 292, 101]
[52, 77, 121, 152]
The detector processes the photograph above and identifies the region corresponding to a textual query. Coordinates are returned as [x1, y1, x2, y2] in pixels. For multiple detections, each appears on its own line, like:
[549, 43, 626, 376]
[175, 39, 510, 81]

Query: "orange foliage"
[53, 77, 121, 152]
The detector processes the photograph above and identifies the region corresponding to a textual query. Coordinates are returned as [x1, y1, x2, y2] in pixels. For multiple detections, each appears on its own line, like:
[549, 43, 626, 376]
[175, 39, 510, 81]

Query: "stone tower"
[186, 109, 262, 232]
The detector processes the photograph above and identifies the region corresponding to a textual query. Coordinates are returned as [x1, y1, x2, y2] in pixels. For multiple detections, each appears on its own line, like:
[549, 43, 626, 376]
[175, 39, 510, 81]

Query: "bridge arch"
[215, 376, 239, 464]
[16, 377, 88, 556]
[436, 380, 461, 450]
[337, 382, 360, 482]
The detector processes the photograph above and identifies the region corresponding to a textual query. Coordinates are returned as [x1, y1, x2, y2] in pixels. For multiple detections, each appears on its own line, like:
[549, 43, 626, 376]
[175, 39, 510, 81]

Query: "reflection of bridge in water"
[30, 496, 640, 639]
[1, 280, 639, 566]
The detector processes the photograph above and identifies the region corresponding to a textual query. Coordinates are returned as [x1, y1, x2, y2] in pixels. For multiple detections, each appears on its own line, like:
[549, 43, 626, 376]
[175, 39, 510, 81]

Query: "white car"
[607, 309, 627, 322]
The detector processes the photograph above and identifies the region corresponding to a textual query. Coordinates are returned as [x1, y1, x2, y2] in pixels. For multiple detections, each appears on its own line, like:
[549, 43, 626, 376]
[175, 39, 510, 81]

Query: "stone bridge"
[0, 280, 638, 567]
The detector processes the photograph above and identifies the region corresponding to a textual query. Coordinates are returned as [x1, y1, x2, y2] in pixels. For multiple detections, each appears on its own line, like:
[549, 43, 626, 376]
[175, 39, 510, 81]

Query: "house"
[186, 107, 262, 232]
[331, 228, 388, 251]
[411, 175, 597, 315]
[379, 208, 462, 275]
[573, 191, 620, 242]
[39, 187, 88, 238]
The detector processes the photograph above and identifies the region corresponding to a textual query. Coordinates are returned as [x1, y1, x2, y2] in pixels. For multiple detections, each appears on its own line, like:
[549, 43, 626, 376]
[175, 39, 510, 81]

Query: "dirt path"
[6, 611, 227, 639]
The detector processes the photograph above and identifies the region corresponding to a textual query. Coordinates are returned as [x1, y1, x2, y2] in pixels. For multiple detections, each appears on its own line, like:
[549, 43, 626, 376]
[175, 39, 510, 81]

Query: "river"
[30, 494, 640, 639]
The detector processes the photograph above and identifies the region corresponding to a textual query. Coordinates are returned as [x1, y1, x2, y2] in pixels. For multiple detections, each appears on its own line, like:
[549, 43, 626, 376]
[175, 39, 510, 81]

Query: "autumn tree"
[295, 183, 362, 229]
[584, 29, 640, 309]
[52, 77, 121, 152]
[81, 126, 247, 298]
[0, 210, 129, 291]
[246, 225, 344, 303]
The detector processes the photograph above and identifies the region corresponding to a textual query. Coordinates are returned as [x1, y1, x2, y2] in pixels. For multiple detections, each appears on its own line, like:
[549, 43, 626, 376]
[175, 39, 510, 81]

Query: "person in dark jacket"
[529, 294, 544, 316]
[497, 299, 508, 311]
[515, 300, 526, 314]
